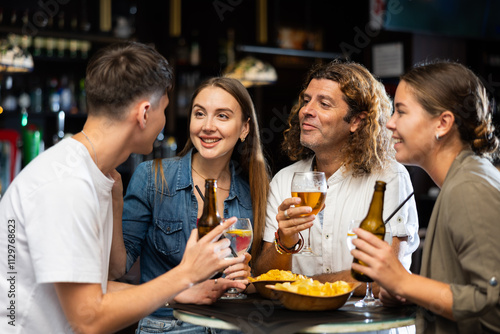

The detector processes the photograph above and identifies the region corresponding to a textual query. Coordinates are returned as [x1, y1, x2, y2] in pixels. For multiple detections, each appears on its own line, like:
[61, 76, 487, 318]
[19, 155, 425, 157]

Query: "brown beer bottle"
[197, 179, 222, 239]
[351, 180, 386, 282]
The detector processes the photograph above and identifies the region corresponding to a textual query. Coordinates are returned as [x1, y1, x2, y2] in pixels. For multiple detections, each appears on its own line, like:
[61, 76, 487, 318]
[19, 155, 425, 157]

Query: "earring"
[240, 137, 246, 143]
[435, 133, 440, 141]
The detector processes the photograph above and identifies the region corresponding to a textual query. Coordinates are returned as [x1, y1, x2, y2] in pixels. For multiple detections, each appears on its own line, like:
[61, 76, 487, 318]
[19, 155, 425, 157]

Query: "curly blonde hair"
[282, 60, 395, 176]
[401, 61, 499, 159]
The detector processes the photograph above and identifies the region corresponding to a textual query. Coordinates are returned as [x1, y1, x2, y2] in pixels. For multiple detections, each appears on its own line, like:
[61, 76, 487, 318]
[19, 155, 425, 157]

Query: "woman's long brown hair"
[156, 77, 270, 264]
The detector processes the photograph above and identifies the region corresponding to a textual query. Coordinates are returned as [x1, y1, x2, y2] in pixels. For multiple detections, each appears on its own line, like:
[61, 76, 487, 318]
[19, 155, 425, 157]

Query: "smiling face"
[299, 79, 360, 155]
[387, 80, 440, 167]
[190, 86, 249, 161]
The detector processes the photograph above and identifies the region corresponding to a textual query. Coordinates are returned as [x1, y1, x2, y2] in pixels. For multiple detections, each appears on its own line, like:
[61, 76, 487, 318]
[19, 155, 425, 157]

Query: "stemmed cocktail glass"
[220, 218, 253, 299]
[291, 171, 327, 256]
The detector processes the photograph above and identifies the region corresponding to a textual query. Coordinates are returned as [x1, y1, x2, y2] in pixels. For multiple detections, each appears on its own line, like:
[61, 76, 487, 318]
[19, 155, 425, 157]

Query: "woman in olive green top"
[351, 61, 500, 333]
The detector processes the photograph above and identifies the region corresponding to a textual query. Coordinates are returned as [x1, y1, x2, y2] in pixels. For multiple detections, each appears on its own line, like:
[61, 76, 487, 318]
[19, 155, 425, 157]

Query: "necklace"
[81, 130, 98, 164]
[192, 165, 230, 191]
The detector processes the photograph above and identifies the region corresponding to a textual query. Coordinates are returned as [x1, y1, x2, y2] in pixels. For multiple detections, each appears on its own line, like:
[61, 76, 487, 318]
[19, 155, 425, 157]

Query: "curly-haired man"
[255, 61, 419, 296]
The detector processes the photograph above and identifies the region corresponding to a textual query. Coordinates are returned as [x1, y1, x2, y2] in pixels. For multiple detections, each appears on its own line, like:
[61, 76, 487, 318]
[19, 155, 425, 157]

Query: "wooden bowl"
[252, 280, 297, 299]
[266, 282, 361, 311]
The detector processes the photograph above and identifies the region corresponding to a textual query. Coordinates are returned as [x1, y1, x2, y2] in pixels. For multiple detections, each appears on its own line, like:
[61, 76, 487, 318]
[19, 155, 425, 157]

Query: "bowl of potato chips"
[266, 279, 360, 311]
[248, 269, 308, 299]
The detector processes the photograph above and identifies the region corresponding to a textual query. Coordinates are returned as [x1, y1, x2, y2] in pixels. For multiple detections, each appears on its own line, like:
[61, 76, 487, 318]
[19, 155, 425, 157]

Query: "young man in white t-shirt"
[0, 42, 246, 334]
[254, 61, 419, 298]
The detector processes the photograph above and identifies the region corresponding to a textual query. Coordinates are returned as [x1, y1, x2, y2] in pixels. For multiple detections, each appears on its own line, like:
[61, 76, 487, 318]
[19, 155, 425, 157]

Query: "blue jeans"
[136, 315, 242, 334]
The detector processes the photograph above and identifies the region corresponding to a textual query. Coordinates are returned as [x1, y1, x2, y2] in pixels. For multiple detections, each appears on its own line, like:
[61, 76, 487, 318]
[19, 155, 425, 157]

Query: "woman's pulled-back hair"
[402, 61, 499, 159]
[282, 60, 394, 176]
[85, 41, 173, 120]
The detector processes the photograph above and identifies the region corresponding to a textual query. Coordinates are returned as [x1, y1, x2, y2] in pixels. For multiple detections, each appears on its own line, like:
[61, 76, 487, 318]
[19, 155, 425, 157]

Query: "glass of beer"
[220, 218, 253, 299]
[291, 171, 327, 256]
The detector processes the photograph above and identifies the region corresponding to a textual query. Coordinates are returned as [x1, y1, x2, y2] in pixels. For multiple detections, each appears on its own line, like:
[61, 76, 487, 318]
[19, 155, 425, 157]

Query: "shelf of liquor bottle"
[0, 26, 131, 44]
[30, 55, 89, 63]
[1, 111, 88, 120]
[236, 45, 343, 59]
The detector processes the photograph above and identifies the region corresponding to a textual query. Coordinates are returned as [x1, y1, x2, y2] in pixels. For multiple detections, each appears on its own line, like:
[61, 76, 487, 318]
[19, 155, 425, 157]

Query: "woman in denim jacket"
[114, 77, 270, 333]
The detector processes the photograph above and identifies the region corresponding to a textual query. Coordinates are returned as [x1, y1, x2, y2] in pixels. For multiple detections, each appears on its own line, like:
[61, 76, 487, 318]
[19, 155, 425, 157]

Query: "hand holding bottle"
[351, 180, 387, 282]
[180, 218, 245, 286]
[350, 180, 387, 308]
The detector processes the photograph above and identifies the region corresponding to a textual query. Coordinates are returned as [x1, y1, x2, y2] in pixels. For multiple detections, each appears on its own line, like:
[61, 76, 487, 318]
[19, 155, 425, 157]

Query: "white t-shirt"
[0, 138, 114, 333]
[263, 157, 419, 277]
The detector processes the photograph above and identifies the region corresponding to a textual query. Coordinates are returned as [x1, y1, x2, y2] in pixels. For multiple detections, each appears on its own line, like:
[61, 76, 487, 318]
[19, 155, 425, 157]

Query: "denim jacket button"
[489, 277, 498, 287]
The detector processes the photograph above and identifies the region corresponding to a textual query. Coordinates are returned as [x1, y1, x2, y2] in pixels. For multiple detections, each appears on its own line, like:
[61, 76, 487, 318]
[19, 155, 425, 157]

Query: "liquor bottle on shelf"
[57, 11, 65, 30]
[47, 78, 60, 113]
[45, 38, 55, 57]
[21, 9, 29, 29]
[57, 38, 67, 58]
[33, 37, 44, 57]
[80, 40, 91, 59]
[30, 86, 43, 114]
[1, 76, 17, 112]
[99, 0, 112, 32]
[59, 76, 76, 114]
[10, 9, 17, 27]
[69, 39, 79, 58]
[190, 30, 200, 66]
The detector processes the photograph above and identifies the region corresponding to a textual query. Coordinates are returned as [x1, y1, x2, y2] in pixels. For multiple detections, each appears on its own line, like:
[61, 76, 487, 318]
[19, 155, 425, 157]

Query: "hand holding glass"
[220, 218, 253, 299]
[291, 171, 327, 256]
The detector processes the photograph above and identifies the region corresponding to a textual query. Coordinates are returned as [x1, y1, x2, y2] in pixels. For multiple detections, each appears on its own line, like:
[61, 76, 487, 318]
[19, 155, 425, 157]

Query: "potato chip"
[273, 279, 352, 297]
[248, 269, 307, 282]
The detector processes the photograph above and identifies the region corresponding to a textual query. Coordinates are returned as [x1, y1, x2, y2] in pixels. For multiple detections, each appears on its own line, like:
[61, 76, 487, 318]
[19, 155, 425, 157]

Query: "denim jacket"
[122, 149, 253, 317]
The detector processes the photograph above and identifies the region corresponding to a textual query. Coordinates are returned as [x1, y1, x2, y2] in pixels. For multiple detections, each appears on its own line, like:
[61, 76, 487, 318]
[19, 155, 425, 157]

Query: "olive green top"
[419, 149, 500, 333]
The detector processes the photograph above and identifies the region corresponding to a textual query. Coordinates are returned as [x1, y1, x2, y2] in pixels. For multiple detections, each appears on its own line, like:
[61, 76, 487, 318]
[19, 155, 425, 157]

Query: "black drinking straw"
[195, 184, 205, 201]
[384, 192, 415, 224]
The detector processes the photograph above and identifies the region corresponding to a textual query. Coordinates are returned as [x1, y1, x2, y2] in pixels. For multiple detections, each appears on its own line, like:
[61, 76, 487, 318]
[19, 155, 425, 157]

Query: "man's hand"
[179, 217, 246, 285]
[276, 197, 315, 248]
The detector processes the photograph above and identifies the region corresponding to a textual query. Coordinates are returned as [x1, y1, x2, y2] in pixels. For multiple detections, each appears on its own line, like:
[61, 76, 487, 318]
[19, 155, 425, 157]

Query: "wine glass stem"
[364, 282, 375, 300]
[307, 227, 312, 249]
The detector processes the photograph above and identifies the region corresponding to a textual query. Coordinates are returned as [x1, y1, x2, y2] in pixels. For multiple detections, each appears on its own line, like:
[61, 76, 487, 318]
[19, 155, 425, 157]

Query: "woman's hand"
[378, 286, 409, 307]
[351, 228, 410, 296]
[223, 252, 252, 281]
[174, 278, 247, 305]
[276, 197, 315, 248]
